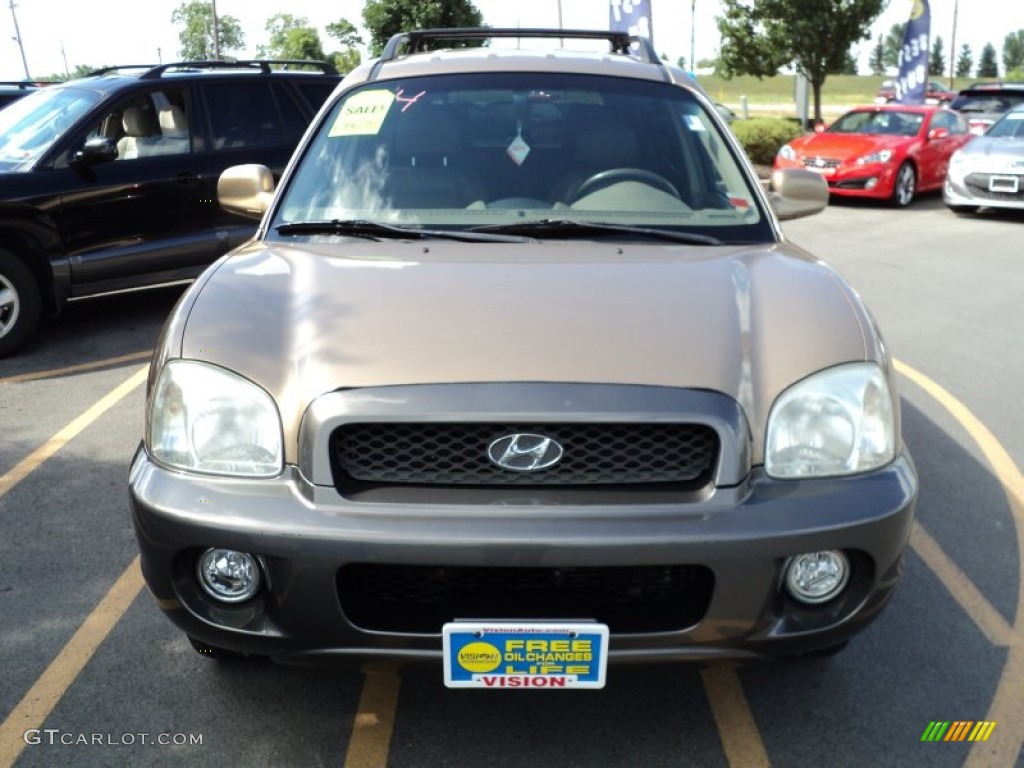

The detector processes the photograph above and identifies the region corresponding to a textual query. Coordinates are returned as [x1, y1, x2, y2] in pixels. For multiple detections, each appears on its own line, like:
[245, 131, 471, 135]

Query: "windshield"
[983, 109, 1024, 138]
[0, 85, 102, 171]
[951, 92, 1024, 113]
[828, 109, 924, 137]
[272, 72, 769, 243]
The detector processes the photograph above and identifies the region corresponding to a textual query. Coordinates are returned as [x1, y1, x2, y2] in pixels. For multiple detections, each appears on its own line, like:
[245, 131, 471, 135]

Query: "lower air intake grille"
[337, 563, 715, 633]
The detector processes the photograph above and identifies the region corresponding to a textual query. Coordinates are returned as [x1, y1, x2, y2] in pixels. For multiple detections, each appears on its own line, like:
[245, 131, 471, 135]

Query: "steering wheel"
[571, 167, 681, 202]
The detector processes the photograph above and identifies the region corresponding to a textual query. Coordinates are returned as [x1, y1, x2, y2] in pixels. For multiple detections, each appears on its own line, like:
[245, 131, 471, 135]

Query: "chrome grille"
[330, 422, 719, 487]
[801, 157, 841, 170]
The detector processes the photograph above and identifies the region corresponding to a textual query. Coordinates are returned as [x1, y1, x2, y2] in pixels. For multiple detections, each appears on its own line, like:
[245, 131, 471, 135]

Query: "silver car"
[945, 103, 1024, 213]
[129, 28, 917, 684]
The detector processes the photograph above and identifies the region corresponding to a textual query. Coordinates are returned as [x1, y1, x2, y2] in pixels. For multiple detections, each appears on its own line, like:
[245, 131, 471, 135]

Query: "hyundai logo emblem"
[487, 433, 564, 472]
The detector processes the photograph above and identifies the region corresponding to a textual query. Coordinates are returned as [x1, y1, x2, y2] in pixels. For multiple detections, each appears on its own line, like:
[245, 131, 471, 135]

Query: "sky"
[0, 0, 1015, 82]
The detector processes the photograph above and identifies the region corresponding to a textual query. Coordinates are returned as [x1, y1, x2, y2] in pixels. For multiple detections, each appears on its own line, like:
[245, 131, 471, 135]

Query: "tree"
[883, 23, 903, 70]
[829, 53, 857, 75]
[171, 0, 244, 60]
[869, 34, 885, 75]
[1003, 31, 1024, 74]
[259, 14, 326, 61]
[326, 18, 364, 74]
[955, 44, 973, 78]
[362, 0, 483, 55]
[977, 43, 999, 78]
[716, 0, 884, 124]
[929, 35, 945, 79]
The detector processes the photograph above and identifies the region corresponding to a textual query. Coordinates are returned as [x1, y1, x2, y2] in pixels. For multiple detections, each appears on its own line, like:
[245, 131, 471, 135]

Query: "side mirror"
[928, 127, 950, 140]
[72, 137, 118, 165]
[769, 168, 828, 221]
[218, 164, 276, 220]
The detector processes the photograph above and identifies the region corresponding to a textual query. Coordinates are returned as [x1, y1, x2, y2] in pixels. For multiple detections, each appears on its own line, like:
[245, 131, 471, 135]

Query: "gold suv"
[129, 29, 917, 686]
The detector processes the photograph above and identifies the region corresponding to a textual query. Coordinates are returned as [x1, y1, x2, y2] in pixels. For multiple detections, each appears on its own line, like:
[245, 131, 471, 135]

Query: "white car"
[945, 104, 1024, 213]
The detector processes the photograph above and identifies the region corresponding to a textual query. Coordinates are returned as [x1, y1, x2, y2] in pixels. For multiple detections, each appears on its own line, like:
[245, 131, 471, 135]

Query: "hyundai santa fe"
[129, 28, 918, 687]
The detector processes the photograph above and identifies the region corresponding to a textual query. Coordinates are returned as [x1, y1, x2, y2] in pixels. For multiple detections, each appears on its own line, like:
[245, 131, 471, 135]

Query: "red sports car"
[774, 105, 974, 206]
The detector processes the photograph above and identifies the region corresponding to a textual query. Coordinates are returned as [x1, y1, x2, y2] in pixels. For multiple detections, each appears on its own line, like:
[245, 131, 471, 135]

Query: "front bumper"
[129, 445, 917, 664]
[944, 171, 1024, 210]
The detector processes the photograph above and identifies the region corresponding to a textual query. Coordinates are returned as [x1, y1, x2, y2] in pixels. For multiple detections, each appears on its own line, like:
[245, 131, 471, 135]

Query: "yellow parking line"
[343, 662, 402, 768]
[701, 664, 771, 767]
[895, 360, 1024, 765]
[0, 557, 144, 768]
[0, 350, 152, 385]
[0, 366, 148, 499]
[909, 524, 1015, 647]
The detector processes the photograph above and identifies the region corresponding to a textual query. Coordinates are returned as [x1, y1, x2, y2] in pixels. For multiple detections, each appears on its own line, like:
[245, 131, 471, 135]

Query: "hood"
[172, 240, 879, 462]
[791, 132, 910, 160]
[959, 135, 1024, 161]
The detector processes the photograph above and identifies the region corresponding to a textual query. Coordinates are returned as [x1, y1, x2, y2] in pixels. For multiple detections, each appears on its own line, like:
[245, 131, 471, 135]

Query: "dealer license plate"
[443, 621, 609, 689]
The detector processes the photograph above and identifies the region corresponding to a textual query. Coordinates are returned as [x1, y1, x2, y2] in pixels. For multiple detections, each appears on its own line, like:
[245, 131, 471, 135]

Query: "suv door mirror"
[769, 168, 829, 220]
[218, 164, 276, 219]
[72, 137, 118, 165]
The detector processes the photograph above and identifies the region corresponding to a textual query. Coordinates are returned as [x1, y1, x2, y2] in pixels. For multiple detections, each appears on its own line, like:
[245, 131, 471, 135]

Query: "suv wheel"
[0, 248, 42, 358]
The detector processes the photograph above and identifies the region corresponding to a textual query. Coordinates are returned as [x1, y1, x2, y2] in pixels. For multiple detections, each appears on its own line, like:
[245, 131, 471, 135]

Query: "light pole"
[948, 0, 958, 87]
[211, 0, 220, 60]
[8, 0, 30, 79]
[690, 0, 695, 72]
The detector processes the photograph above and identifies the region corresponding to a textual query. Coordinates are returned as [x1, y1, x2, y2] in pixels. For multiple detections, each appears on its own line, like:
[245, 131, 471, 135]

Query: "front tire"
[890, 162, 917, 207]
[0, 248, 42, 358]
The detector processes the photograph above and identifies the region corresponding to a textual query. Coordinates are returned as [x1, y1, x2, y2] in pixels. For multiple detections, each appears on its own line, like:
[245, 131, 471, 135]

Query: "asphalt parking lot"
[1, 193, 1022, 767]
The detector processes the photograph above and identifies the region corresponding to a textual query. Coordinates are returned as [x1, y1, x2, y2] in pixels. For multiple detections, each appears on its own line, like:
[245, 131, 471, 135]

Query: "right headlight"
[765, 362, 895, 479]
[777, 144, 797, 162]
[147, 360, 283, 478]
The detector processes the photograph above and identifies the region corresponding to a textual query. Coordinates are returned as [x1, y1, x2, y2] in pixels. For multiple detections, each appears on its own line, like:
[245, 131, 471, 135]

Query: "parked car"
[129, 27, 917, 680]
[0, 80, 43, 109]
[774, 104, 973, 206]
[950, 82, 1024, 134]
[0, 60, 340, 357]
[874, 79, 956, 105]
[945, 103, 1024, 213]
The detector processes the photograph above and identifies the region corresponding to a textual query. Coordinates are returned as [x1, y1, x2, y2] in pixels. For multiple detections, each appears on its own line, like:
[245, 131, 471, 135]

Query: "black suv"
[950, 82, 1024, 134]
[0, 81, 43, 109]
[0, 60, 340, 356]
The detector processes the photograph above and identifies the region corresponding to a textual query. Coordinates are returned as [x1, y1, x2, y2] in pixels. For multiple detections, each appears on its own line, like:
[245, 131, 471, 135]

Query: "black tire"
[187, 635, 247, 661]
[0, 248, 42, 358]
[890, 162, 917, 207]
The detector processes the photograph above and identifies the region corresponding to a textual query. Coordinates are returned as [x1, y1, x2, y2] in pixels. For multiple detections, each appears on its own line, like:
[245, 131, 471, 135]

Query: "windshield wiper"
[469, 219, 722, 245]
[276, 219, 527, 243]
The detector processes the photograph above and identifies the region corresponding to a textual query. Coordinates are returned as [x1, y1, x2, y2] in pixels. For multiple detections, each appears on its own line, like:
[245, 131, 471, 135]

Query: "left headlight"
[856, 149, 893, 165]
[147, 360, 283, 477]
[765, 362, 895, 479]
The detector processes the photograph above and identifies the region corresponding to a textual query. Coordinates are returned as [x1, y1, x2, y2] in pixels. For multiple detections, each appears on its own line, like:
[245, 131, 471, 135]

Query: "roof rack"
[372, 27, 662, 79]
[88, 60, 338, 79]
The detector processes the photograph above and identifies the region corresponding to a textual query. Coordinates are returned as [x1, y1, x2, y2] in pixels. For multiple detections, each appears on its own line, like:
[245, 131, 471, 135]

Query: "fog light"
[197, 548, 261, 603]
[865, 178, 878, 190]
[785, 550, 850, 604]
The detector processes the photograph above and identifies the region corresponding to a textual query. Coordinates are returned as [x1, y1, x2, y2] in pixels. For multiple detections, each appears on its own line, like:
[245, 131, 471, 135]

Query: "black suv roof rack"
[371, 27, 661, 80]
[88, 60, 338, 79]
